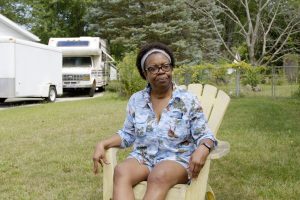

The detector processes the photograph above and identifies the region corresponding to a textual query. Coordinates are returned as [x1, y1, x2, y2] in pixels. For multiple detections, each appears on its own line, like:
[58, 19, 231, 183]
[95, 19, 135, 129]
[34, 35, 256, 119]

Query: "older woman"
[93, 42, 217, 200]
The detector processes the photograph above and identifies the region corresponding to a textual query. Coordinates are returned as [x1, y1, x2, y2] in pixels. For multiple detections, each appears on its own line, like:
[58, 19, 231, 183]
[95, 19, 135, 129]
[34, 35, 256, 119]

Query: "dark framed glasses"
[145, 63, 172, 75]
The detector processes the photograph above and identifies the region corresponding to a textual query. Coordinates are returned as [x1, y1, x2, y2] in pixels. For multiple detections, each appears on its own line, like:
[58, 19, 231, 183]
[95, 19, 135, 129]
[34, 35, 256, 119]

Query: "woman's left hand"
[188, 145, 210, 178]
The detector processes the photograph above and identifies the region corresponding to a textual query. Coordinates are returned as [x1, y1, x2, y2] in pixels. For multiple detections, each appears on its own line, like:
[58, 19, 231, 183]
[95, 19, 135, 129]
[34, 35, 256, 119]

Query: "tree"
[1, 0, 94, 44]
[186, 0, 223, 62]
[187, 0, 300, 66]
[0, 0, 31, 26]
[27, 0, 94, 43]
[86, 0, 221, 64]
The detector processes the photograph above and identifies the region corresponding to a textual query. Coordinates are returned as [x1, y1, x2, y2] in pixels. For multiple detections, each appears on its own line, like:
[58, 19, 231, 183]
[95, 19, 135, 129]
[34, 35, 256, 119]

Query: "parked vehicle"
[48, 37, 115, 97]
[0, 37, 62, 103]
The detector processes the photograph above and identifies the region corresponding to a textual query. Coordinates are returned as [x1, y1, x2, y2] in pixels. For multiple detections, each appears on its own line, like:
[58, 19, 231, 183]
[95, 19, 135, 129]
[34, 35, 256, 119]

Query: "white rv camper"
[0, 37, 62, 103]
[48, 37, 115, 97]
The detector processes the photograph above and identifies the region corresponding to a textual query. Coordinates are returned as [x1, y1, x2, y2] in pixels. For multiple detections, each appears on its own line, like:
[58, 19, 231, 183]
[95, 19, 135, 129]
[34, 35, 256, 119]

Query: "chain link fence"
[173, 66, 299, 98]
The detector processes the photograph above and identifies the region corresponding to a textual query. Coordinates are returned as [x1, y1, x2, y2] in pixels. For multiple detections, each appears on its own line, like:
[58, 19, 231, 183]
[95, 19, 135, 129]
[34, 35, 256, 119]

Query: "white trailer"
[0, 37, 62, 103]
[48, 37, 115, 97]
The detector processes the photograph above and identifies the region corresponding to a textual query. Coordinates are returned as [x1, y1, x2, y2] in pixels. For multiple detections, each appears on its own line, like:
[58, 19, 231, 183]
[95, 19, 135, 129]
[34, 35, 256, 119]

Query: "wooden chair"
[103, 84, 230, 200]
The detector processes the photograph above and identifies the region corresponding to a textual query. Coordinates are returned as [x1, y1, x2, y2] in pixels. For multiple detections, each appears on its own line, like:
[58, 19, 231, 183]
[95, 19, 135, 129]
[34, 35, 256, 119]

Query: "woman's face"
[143, 53, 172, 89]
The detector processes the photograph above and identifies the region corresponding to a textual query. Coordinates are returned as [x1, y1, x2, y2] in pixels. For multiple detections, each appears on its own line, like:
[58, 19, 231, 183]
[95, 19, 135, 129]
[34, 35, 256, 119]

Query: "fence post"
[236, 68, 240, 97]
[272, 66, 275, 97]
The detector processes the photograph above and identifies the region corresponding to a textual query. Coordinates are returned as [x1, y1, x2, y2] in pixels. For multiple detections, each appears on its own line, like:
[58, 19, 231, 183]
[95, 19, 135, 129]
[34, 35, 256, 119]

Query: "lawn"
[0, 93, 299, 199]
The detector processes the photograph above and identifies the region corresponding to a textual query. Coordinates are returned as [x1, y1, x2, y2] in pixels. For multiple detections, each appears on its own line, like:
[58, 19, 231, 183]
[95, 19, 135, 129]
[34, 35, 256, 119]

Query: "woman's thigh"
[114, 158, 150, 185]
[147, 160, 189, 186]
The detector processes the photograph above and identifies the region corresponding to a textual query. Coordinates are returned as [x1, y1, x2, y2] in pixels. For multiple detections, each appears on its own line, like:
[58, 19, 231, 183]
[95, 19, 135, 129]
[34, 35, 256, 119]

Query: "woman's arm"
[92, 134, 122, 174]
[189, 97, 216, 178]
[189, 138, 214, 178]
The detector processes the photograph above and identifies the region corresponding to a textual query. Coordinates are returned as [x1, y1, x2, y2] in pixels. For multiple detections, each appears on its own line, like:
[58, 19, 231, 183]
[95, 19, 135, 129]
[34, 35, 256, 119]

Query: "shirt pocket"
[135, 112, 152, 137]
[167, 110, 189, 141]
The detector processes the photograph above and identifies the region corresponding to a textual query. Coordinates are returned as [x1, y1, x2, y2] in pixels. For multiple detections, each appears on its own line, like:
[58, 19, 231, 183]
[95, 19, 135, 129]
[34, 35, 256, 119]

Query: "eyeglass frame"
[145, 63, 172, 75]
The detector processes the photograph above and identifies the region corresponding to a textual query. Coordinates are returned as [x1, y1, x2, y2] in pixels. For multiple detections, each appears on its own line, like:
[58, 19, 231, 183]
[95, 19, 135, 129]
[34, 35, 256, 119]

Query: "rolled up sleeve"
[117, 97, 136, 148]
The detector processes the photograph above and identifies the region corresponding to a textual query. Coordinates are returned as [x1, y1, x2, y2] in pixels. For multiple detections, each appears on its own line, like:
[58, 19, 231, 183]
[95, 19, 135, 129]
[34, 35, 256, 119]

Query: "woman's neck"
[150, 83, 173, 99]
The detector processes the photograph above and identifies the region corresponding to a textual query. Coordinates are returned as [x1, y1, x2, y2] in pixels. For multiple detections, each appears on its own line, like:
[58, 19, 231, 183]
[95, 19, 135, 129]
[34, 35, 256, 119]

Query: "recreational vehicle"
[0, 37, 62, 103]
[48, 37, 115, 97]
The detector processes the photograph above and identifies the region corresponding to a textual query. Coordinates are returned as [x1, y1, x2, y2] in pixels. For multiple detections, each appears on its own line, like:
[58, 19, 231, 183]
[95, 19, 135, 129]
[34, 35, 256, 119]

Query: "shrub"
[173, 64, 215, 85]
[117, 51, 146, 97]
[106, 80, 123, 93]
[212, 66, 228, 85]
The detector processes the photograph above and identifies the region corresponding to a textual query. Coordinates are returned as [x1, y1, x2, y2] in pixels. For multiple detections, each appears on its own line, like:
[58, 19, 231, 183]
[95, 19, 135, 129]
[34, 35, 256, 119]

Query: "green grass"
[0, 93, 299, 199]
[0, 93, 127, 200]
[210, 97, 300, 199]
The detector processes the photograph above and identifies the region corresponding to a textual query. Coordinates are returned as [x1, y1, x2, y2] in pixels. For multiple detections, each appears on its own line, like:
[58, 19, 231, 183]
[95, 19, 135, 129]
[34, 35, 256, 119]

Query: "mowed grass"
[0, 93, 127, 200]
[0, 93, 299, 199]
[210, 97, 300, 199]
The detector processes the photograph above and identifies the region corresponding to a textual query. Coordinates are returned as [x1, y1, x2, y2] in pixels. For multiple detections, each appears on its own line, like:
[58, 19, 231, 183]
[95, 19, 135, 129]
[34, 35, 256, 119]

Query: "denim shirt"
[117, 84, 217, 165]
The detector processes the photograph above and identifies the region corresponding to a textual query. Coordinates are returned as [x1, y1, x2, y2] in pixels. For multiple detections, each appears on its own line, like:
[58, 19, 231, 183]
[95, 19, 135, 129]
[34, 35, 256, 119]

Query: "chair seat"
[133, 181, 188, 200]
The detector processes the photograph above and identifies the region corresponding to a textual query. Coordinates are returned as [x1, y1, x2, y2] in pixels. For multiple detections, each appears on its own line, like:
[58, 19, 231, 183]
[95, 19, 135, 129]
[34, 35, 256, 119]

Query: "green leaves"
[85, 0, 213, 65]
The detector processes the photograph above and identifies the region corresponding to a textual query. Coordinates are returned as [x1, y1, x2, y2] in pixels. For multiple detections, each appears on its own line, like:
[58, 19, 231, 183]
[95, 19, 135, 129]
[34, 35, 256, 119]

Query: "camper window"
[63, 57, 92, 67]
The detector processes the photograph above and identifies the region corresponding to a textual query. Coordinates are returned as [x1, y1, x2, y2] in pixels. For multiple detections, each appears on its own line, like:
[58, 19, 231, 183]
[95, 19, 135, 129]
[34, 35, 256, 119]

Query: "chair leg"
[205, 184, 216, 200]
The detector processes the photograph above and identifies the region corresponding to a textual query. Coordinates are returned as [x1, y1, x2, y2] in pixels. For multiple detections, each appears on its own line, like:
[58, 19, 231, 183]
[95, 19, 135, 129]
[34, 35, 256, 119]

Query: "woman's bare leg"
[113, 158, 150, 200]
[143, 160, 188, 200]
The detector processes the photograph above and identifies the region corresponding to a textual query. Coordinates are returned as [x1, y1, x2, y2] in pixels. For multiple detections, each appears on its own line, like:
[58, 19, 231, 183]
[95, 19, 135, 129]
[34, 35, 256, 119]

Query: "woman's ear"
[143, 71, 148, 80]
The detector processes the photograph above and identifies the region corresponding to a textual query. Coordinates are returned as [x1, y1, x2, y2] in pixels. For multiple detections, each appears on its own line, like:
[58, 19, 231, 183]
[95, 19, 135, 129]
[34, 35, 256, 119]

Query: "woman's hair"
[136, 42, 175, 80]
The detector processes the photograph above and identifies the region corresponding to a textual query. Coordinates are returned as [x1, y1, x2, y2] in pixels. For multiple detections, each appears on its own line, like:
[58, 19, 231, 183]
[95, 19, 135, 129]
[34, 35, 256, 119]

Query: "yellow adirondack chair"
[102, 84, 230, 200]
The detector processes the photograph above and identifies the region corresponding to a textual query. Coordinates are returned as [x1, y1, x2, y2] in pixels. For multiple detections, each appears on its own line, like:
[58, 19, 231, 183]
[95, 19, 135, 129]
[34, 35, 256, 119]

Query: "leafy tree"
[0, 0, 31, 27]
[1, 0, 95, 44]
[27, 0, 94, 43]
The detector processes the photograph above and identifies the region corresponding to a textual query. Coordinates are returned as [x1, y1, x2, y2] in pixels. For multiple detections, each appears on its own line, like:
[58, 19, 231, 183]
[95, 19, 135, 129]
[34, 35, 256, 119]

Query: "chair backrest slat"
[207, 90, 230, 136]
[200, 84, 218, 118]
[187, 83, 230, 137]
[187, 83, 203, 100]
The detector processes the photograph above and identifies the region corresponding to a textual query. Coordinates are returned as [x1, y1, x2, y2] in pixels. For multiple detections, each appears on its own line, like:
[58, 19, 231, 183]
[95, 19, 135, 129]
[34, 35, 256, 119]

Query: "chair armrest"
[210, 140, 230, 160]
[105, 147, 119, 167]
[103, 148, 119, 200]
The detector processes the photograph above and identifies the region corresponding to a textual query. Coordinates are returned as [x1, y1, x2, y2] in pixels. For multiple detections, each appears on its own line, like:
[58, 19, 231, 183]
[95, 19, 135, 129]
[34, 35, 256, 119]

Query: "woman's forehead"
[145, 53, 170, 65]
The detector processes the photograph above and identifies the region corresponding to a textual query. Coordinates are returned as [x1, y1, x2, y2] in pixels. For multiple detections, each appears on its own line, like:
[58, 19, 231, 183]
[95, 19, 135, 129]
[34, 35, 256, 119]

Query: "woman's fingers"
[93, 151, 104, 173]
[189, 158, 205, 178]
[191, 164, 201, 178]
[93, 153, 111, 174]
[101, 154, 110, 165]
[93, 158, 99, 174]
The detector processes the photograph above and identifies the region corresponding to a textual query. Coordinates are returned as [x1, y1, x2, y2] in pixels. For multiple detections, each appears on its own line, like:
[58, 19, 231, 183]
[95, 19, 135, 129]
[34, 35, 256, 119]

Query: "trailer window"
[57, 41, 89, 47]
[63, 57, 92, 67]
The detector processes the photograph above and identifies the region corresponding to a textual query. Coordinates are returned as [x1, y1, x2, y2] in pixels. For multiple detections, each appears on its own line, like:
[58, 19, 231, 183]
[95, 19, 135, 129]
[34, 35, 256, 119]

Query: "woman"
[93, 42, 217, 200]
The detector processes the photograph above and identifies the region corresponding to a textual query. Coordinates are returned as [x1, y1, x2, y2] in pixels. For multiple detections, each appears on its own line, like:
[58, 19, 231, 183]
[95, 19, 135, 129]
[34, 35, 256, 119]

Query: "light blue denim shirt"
[117, 84, 217, 169]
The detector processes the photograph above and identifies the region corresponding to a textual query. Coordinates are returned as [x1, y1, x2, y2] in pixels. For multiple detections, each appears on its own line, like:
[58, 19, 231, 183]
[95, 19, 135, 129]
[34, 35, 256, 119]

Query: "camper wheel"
[89, 81, 96, 97]
[47, 86, 57, 102]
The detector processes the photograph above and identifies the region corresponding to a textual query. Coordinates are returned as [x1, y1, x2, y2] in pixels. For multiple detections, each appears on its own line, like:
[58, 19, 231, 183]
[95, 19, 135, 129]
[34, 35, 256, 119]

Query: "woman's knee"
[113, 163, 129, 182]
[147, 170, 170, 186]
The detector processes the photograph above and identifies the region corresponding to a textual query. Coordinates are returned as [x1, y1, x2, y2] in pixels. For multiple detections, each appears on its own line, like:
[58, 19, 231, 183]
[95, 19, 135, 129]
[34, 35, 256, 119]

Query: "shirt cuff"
[197, 135, 218, 148]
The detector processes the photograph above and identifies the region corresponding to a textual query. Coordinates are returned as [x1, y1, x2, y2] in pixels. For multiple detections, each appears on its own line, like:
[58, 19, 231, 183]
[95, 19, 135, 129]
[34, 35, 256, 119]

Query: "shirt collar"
[142, 82, 183, 106]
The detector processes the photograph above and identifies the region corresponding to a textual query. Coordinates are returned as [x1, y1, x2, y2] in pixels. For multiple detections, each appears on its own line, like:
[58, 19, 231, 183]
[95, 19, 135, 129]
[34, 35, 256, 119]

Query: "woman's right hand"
[93, 142, 110, 174]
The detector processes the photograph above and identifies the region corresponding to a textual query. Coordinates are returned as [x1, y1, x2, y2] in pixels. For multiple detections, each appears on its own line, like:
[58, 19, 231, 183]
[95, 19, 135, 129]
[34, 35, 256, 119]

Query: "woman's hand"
[188, 145, 210, 178]
[93, 142, 110, 174]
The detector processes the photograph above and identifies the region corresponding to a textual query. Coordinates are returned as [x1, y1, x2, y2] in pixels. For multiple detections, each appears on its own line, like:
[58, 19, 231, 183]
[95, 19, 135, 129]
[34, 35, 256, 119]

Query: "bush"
[117, 51, 147, 97]
[106, 80, 123, 93]
[241, 68, 261, 89]
[212, 66, 228, 85]
[173, 64, 215, 85]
